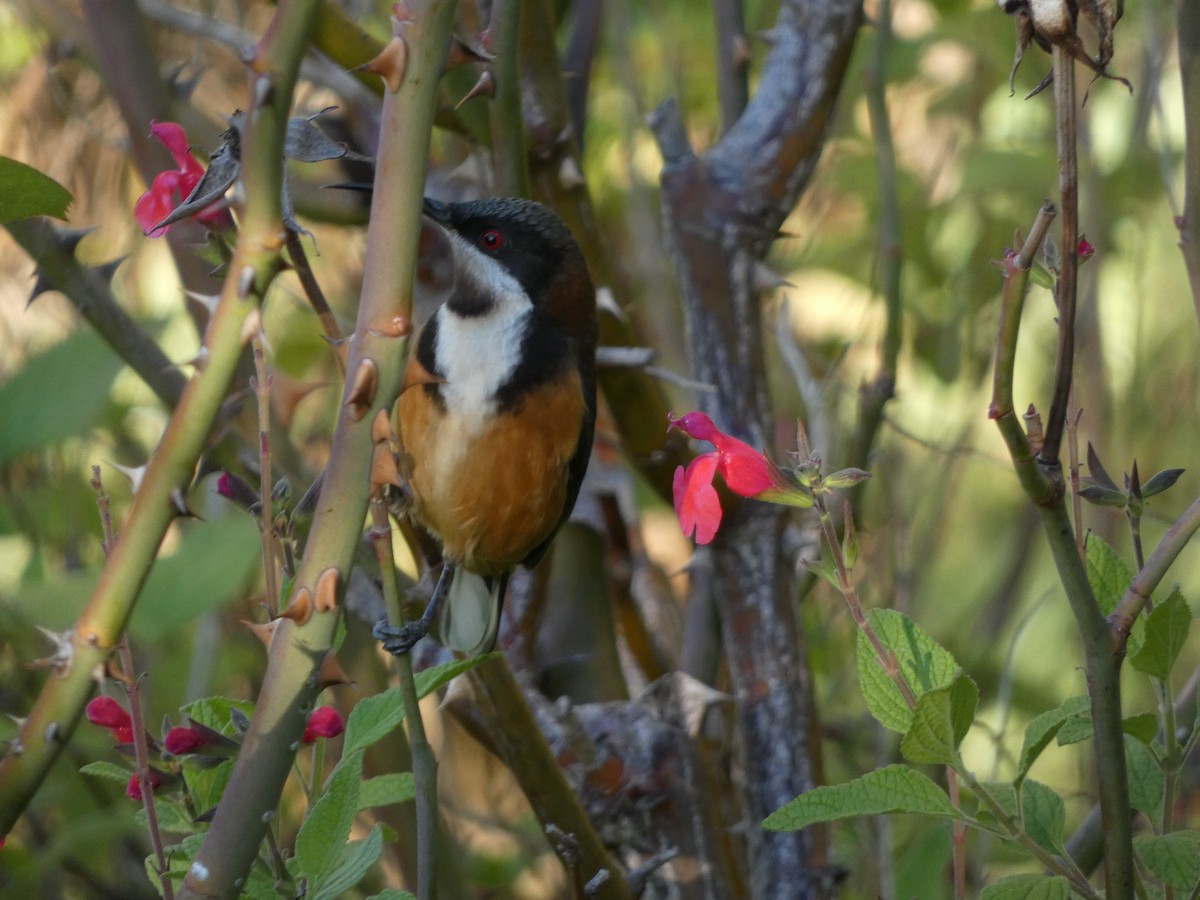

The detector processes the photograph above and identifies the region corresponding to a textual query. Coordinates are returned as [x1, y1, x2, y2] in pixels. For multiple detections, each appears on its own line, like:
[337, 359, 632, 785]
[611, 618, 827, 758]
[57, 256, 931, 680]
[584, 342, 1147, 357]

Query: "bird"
[373, 196, 598, 657]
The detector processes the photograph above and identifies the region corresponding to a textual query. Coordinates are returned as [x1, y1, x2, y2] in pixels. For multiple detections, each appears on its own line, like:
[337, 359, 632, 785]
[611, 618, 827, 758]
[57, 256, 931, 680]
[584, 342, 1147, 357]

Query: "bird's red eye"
[479, 229, 504, 252]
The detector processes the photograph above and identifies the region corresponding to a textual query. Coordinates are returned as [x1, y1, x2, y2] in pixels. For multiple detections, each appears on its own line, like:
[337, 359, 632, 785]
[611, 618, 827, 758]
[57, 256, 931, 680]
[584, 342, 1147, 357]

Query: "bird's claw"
[372, 617, 429, 656]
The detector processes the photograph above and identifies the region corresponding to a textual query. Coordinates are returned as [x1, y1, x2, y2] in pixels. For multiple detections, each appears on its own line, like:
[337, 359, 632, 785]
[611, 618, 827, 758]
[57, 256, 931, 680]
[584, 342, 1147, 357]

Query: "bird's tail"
[437, 568, 507, 656]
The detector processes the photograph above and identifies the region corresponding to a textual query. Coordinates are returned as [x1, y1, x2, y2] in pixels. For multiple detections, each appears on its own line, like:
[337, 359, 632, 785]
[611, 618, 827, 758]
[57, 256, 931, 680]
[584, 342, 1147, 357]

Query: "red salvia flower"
[85, 696, 134, 744]
[301, 706, 345, 744]
[134, 121, 233, 237]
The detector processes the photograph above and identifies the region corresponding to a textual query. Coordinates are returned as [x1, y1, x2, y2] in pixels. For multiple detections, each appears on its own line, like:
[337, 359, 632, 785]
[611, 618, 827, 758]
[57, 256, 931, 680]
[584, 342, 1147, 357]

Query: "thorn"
[48, 224, 95, 256]
[240, 308, 262, 346]
[172, 346, 210, 373]
[91, 256, 127, 286]
[371, 408, 395, 445]
[28, 627, 74, 676]
[27, 270, 56, 308]
[169, 487, 201, 519]
[108, 461, 147, 494]
[456, 70, 495, 109]
[558, 156, 586, 191]
[752, 261, 793, 291]
[243, 618, 282, 648]
[280, 588, 313, 626]
[371, 442, 403, 492]
[595, 286, 624, 319]
[316, 652, 353, 689]
[252, 75, 273, 108]
[447, 35, 494, 66]
[359, 34, 409, 93]
[184, 290, 221, 316]
[732, 34, 752, 67]
[315, 568, 339, 614]
[345, 359, 379, 422]
[164, 63, 202, 101]
[237, 265, 256, 299]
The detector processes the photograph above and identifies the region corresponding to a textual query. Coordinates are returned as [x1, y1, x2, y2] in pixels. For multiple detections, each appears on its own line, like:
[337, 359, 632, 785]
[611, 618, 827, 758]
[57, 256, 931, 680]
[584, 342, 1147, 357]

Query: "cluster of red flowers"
[86, 696, 344, 800]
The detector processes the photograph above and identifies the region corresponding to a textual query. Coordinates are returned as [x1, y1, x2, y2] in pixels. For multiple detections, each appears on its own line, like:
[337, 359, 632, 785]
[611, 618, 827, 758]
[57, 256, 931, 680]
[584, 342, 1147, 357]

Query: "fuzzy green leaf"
[0, 329, 123, 463]
[0, 157, 72, 223]
[1130, 589, 1192, 681]
[366, 891, 419, 900]
[296, 751, 364, 883]
[1086, 535, 1132, 615]
[1122, 712, 1159, 744]
[899, 676, 978, 765]
[1125, 735, 1163, 821]
[979, 874, 1069, 900]
[1016, 696, 1090, 783]
[856, 609, 963, 733]
[134, 797, 197, 835]
[344, 655, 493, 755]
[1020, 779, 1066, 854]
[79, 760, 132, 784]
[763, 764, 969, 831]
[313, 823, 385, 900]
[358, 773, 416, 811]
[1134, 831, 1200, 890]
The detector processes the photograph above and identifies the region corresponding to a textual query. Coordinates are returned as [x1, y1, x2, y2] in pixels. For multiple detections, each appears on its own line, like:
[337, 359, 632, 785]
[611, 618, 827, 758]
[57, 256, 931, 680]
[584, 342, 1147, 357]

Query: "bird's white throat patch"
[434, 237, 532, 425]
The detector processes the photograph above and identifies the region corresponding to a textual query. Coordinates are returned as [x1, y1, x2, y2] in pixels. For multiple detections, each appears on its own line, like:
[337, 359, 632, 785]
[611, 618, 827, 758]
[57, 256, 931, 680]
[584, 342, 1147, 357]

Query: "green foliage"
[898, 675, 978, 765]
[295, 750, 365, 886]
[1129, 589, 1192, 681]
[763, 765, 970, 832]
[0, 329, 123, 463]
[343, 653, 493, 754]
[1134, 831, 1200, 891]
[1015, 695, 1090, 783]
[0, 157, 71, 223]
[979, 874, 1069, 900]
[855, 609, 971, 734]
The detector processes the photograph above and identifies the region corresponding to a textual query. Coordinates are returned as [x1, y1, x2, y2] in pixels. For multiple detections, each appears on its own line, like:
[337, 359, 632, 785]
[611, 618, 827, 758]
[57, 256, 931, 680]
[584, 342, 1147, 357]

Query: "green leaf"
[1055, 714, 1093, 746]
[1019, 779, 1066, 855]
[296, 751, 364, 883]
[413, 653, 494, 698]
[1134, 831, 1200, 890]
[1016, 696, 1090, 783]
[343, 688, 404, 756]
[0, 329, 123, 463]
[79, 760, 131, 784]
[313, 823, 385, 900]
[0, 157, 72, 222]
[1122, 712, 1158, 744]
[899, 675, 978, 765]
[763, 764, 969, 831]
[979, 874, 1069, 900]
[1086, 535, 1132, 617]
[857, 609, 963, 733]
[358, 772, 416, 811]
[134, 797, 197, 835]
[1125, 735, 1163, 821]
[146, 833, 206, 898]
[365, 891, 419, 900]
[344, 654, 494, 755]
[182, 696, 256, 735]
[1130, 589, 1192, 681]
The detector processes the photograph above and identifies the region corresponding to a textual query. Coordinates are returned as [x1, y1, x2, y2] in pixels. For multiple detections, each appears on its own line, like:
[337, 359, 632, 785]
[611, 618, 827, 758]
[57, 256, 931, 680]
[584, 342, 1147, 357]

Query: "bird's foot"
[373, 617, 430, 656]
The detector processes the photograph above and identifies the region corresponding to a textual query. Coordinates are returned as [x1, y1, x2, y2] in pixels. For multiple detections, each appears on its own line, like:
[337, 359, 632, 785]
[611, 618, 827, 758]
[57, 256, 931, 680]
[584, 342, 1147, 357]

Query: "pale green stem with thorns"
[174, 2, 459, 896]
[252, 338, 281, 618]
[369, 500, 438, 900]
[0, 0, 302, 831]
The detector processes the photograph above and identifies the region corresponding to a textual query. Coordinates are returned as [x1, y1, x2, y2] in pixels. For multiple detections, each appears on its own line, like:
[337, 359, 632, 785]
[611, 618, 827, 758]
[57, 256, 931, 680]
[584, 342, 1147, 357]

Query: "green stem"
[488, 0, 529, 196]
[369, 501, 438, 900]
[252, 339, 280, 618]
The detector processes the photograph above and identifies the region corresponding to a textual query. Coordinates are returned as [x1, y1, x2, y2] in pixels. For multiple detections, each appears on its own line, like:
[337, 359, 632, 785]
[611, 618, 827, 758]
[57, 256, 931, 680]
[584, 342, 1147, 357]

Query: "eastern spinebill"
[373, 197, 597, 657]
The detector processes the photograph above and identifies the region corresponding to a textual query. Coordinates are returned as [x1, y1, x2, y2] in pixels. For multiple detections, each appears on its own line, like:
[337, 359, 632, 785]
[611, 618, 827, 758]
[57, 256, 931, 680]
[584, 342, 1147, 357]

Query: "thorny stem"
[1127, 509, 1146, 572]
[252, 339, 280, 618]
[91, 467, 172, 900]
[369, 499, 437, 900]
[1040, 46, 1080, 469]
